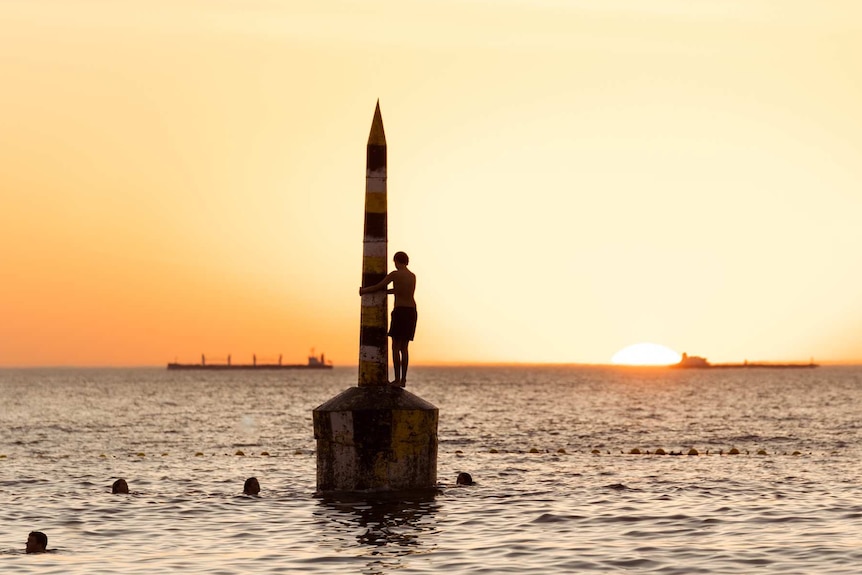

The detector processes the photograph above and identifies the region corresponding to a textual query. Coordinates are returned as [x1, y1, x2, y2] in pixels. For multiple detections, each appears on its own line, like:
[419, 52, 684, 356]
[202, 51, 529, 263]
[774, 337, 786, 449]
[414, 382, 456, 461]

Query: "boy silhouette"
[359, 251, 417, 386]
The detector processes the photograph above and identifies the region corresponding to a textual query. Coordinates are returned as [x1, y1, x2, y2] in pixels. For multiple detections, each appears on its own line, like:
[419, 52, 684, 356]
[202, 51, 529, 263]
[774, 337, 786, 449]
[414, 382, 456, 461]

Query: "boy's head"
[393, 251, 409, 265]
[26, 531, 47, 554]
[112, 478, 129, 494]
[243, 477, 261, 495]
[456, 472, 474, 486]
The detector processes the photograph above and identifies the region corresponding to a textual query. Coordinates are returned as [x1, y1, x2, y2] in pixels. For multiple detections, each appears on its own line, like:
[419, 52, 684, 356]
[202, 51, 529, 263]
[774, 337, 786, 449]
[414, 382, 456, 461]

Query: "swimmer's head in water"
[393, 251, 409, 265]
[112, 478, 129, 494]
[243, 477, 261, 495]
[26, 531, 47, 554]
[456, 472, 473, 486]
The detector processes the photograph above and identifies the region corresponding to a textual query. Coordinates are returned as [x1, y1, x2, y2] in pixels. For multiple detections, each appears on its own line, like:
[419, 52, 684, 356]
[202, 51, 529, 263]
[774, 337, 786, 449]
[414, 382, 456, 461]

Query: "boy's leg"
[399, 341, 410, 386]
[391, 338, 401, 384]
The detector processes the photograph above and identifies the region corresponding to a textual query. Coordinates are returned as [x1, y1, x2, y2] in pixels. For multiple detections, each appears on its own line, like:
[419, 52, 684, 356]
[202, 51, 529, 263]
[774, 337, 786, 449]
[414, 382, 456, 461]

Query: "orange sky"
[2, 0, 861, 367]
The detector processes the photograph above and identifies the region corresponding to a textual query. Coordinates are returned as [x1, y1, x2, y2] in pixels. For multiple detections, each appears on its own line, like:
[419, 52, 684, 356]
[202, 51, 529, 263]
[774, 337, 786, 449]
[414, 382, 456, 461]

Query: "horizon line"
[2, 360, 861, 369]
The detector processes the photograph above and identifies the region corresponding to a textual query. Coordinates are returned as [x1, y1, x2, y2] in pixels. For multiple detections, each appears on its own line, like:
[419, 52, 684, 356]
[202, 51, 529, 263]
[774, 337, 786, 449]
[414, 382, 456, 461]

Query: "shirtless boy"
[359, 251, 417, 387]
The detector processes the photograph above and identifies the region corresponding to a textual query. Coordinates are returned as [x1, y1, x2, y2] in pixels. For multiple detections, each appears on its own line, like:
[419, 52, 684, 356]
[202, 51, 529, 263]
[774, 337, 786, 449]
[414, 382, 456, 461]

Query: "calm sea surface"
[1, 365, 860, 574]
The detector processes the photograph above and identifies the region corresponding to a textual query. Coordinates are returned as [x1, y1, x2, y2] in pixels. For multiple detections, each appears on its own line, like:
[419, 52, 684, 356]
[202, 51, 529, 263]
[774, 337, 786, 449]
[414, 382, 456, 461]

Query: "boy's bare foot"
[399, 379, 406, 387]
[389, 380, 400, 386]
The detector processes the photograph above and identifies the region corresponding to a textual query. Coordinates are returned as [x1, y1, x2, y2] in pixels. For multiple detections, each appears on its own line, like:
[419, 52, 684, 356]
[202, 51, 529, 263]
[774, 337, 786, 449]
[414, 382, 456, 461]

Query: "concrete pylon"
[313, 102, 438, 493]
[313, 386, 438, 492]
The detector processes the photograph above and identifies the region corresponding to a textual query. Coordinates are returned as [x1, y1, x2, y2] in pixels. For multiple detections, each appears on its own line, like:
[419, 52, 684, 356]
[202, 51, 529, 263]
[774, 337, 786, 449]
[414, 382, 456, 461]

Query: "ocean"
[1, 365, 860, 574]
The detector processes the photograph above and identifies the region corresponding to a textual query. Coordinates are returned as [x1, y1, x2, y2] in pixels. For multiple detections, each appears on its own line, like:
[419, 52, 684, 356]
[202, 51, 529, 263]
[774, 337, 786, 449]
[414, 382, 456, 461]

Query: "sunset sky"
[2, 0, 861, 367]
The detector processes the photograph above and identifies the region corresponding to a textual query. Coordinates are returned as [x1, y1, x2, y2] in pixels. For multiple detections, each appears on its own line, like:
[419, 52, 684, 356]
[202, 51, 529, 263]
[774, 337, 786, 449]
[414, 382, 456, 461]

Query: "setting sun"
[612, 343, 682, 366]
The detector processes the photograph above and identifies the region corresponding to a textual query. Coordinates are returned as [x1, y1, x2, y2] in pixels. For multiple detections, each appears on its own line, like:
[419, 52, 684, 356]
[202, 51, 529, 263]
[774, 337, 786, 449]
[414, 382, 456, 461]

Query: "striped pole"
[359, 101, 388, 386]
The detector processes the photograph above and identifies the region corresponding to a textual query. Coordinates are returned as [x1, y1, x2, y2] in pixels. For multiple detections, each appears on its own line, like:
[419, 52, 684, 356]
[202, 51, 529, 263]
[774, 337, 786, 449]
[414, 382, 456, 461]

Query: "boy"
[359, 251, 417, 386]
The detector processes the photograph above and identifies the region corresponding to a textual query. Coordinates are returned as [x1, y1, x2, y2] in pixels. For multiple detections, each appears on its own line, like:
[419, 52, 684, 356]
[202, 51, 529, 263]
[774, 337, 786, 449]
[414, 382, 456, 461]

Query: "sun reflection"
[611, 343, 681, 366]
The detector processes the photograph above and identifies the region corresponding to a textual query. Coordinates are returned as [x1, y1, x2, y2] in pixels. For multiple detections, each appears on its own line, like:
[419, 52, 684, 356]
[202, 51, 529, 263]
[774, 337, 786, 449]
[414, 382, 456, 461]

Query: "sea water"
[1, 365, 860, 574]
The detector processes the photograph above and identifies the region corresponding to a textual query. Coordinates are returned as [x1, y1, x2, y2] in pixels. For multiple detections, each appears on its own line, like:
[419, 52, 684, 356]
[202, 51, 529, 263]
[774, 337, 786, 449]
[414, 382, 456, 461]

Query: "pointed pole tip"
[368, 100, 386, 146]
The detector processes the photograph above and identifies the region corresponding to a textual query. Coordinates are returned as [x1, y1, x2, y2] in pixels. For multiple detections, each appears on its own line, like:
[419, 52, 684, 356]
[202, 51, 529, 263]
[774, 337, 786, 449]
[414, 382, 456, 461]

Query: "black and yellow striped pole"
[359, 101, 388, 386]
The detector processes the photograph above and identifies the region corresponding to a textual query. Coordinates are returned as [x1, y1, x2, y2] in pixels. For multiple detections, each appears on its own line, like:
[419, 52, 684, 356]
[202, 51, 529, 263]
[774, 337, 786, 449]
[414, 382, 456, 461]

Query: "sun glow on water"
[611, 343, 682, 366]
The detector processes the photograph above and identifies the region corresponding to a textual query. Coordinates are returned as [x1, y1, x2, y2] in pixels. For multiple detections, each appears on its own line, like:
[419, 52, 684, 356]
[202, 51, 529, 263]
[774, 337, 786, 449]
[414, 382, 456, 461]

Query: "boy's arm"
[359, 272, 394, 295]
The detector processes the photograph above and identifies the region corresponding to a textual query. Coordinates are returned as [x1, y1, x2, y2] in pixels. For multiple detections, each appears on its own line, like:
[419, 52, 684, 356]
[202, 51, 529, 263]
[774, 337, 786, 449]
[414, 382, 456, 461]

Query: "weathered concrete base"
[313, 386, 438, 493]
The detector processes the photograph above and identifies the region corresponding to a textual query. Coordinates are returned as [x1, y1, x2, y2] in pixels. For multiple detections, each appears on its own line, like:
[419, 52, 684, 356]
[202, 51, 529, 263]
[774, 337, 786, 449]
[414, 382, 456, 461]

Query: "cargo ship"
[167, 351, 333, 370]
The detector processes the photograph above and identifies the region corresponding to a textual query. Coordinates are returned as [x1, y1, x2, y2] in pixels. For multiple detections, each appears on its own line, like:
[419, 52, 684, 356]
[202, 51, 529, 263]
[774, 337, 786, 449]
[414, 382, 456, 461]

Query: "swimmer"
[112, 478, 129, 494]
[243, 477, 261, 495]
[26, 531, 47, 554]
[359, 251, 417, 387]
[456, 472, 474, 486]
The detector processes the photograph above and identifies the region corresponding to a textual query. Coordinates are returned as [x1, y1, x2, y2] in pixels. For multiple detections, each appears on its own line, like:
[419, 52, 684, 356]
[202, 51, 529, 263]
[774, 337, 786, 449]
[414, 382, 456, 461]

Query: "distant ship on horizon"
[167, 350, 333, 370]
[671, 352, 818, 369]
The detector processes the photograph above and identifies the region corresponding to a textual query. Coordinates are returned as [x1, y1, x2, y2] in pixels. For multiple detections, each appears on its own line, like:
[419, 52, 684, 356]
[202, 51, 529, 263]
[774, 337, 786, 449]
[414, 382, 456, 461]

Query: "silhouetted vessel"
[671, 352, 817, 369]
[167, 351, 333, 370]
